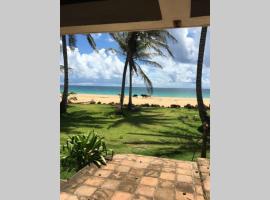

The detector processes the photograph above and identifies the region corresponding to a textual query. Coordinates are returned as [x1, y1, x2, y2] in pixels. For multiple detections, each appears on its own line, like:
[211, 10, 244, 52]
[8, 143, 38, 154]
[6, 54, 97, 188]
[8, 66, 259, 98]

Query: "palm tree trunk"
[60, 35, 69, 114]
[196, 26, 209, 158]
[120, 32, 137, 112]
[120, 55, 129, 111]
[128, 60, 133, 110]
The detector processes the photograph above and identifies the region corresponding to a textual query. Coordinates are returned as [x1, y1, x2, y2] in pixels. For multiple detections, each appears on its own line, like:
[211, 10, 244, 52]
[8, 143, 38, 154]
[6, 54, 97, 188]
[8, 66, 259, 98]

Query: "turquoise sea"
[60, 85, 210, 98]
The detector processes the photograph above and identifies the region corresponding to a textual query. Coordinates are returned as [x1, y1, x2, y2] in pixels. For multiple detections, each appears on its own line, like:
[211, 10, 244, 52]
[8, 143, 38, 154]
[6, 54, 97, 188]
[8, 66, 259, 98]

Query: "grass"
[60, 104, 209, 179]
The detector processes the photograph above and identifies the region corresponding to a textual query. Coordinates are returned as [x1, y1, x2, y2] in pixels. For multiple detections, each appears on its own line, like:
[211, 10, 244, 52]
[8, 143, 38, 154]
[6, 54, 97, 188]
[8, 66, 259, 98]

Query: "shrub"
[141, 103, 150, 107]
[97, 101, 101, 104]
[184, 104, 194, 109]
[61, 131, 113, 171]
[170, 104, 181, 108]
[89, 100, 96, 104]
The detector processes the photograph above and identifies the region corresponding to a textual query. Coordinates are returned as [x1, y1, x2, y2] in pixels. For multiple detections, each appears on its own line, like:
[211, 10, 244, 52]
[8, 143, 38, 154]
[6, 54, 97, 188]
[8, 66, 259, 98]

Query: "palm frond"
[86, 34, 97, 51]
[109, 33, 128, 53]
[135, 64, 153, 95]
[68, 35, 77, 51]
[60, 65, 72, 72]
[106, 48, 126, 56]
[138, 59, 163, 69]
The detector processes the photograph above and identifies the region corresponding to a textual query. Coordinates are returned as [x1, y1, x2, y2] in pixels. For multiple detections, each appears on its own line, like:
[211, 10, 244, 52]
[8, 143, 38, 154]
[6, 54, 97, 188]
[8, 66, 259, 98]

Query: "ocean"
[60, 85, 210, 98]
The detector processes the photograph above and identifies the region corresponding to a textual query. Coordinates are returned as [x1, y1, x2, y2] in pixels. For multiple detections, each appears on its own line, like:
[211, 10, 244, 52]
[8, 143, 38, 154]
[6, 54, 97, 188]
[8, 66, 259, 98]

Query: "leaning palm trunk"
[60, 35, 69, 114]
[128, 60, 133, 110]
[196, 26, 209, 158]
[120, 55, 129, 111]
[120, 32, 137, 112]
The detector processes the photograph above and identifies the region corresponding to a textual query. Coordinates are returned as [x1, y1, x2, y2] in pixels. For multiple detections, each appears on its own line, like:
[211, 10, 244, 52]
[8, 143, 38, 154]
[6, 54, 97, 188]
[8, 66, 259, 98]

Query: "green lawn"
[60, 104, 209, 179]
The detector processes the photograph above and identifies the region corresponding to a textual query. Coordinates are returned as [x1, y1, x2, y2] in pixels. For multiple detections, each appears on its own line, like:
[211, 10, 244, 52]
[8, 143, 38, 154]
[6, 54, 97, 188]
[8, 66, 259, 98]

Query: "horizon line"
[60, 84, 210, 90]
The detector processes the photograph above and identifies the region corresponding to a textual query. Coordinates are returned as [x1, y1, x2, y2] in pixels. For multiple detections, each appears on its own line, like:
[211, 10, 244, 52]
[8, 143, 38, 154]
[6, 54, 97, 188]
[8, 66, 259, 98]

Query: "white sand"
[66, 94, 210, 107]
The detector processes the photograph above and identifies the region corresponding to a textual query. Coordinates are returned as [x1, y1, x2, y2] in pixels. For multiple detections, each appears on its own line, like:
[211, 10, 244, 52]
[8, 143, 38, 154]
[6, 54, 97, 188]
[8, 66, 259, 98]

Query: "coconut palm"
[60, 34, 97, 114]
[110, 30, 177, 111]
[196, 26, 210, 158]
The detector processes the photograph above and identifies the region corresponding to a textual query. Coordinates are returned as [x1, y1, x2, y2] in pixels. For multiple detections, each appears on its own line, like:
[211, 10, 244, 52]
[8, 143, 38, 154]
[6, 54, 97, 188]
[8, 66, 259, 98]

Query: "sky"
[60, 27, 210, 89]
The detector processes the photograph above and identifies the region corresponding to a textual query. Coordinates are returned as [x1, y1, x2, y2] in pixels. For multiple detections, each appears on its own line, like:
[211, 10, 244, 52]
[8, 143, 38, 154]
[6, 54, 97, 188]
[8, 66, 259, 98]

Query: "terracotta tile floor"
[60, 154, 210, 200]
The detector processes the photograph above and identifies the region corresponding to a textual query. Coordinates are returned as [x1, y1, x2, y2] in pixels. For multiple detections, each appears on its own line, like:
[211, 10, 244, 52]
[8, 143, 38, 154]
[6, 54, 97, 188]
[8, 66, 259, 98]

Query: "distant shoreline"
[61, 85, 210, 99]
[64, 94, 210, 107]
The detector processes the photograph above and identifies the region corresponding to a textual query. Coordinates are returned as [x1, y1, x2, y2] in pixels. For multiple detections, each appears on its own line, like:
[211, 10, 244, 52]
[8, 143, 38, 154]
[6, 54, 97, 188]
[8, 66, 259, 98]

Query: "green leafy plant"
[61, 131, 113, 171]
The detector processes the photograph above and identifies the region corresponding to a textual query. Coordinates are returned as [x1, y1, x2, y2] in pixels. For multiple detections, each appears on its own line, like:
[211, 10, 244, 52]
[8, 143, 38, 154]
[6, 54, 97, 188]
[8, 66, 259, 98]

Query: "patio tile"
[176, 168, 192, 176]
[111, 191, 133, 200]
[66, 195, 79, 200]
[133, 162, 149, 169]
[61, 154, 209, 200]
[135, 185, 155, 197]
[94, 169, 113, 178]
[175, 191, 194, 200]
[160, 172, 176, 181]
[162, 167, 176, 173]
[60, 192, 69, 200]
[116, 165, 131, 173]
[121, 160, 136, 167]
[130, 168, 145, 177]
[101, 179, 120, 190]
[144, 169, 160, 178]
[132, 194, 152, 200]
[74, 185, 97, 197]
[84, 177, 105, 187]
[177, 163, 193, 170]
[177, 174, 193, 184]
[158, 180, 175, 189]
[195, 184, 204, 196]
[175, 182, 194, 194]
[102, 163, 116, 170]
[140, 177, 158, 186]
[154, 188, 175, 200]
[91, 189, 114, 200]
[118, 176, 139, 193]
[136, 156, 153, 163]
[109, 171, 128, 180]
[147, 164, 163, 171]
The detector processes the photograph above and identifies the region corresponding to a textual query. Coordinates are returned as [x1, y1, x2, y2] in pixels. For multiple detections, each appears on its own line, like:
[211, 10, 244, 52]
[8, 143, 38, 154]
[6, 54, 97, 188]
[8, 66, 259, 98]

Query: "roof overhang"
[60, 0, 210, 34]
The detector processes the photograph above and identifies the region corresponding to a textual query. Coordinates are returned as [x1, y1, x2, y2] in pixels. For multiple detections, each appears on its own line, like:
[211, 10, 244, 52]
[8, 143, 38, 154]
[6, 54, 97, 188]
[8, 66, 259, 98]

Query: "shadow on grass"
[107, 109, 173, 129]
[126, 132, 201, 140]
[178, 116, 201, 130]
[60, 110, 115, 134]
[130, 140, 204, 160]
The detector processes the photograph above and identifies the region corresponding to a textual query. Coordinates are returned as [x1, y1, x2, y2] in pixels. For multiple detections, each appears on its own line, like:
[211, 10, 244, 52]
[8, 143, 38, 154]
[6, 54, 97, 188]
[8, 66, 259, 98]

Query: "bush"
[89, 100, 96, 104]
[61, 131, 113, 171]
[97, 101, 101, 104]
[141, 103, 150, 107]
[170, 104, 181, 108]
[184, 104, 195, 109]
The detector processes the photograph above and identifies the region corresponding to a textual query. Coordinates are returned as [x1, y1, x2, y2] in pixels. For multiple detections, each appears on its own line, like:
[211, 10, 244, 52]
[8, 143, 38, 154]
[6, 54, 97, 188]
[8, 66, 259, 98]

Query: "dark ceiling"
[61, 0, 162, 27]
[191, 0, 210, 17]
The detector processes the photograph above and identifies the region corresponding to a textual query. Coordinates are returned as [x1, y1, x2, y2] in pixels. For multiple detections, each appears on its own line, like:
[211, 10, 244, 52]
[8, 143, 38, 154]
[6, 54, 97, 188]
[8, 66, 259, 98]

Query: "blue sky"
[60, 27, 210, 88]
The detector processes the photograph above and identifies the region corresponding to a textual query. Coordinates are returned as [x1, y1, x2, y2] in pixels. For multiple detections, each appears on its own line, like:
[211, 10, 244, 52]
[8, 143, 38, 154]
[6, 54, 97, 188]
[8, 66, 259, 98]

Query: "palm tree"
[196, 26, 210, 158]
[110, 30, 177, 111]
[60, 35, 69, 114]
[60, 34, 97, 114]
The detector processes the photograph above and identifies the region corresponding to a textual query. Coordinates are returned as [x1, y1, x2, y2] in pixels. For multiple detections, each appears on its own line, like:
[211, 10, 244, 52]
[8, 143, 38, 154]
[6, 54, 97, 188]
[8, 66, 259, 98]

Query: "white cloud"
[92, 33, 102, 39]
[60, 28, 210, 88]
[60, 47, 124, 85]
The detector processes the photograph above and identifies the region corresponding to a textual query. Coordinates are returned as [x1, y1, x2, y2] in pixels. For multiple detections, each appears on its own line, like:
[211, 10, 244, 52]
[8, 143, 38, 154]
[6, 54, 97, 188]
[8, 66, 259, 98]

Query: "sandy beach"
[66, 94, 210, 107]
